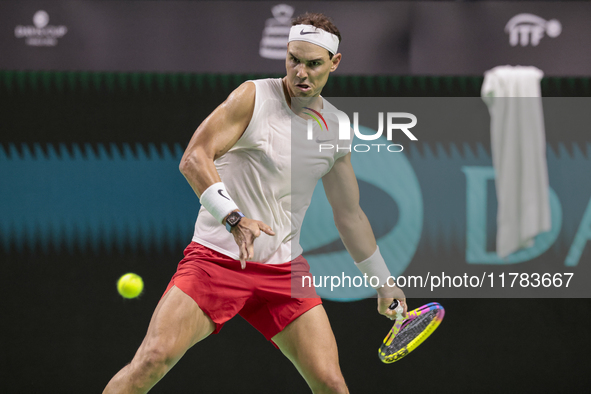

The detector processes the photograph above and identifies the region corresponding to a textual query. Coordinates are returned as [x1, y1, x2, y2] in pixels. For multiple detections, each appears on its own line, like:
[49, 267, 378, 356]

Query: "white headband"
[288, 24, 339, 55]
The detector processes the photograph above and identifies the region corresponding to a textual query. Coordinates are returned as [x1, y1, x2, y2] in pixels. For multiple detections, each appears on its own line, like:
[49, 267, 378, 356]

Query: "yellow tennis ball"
[117, 273, 144, 299]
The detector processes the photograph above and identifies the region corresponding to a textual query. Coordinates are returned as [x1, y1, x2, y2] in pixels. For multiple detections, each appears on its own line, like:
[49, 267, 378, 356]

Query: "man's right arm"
[179, 81, 256, 197]
[179, 82, 275, 268]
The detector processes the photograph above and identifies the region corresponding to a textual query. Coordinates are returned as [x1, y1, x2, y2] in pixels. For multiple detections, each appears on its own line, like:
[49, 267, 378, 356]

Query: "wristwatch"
[225, 211, 245, 232]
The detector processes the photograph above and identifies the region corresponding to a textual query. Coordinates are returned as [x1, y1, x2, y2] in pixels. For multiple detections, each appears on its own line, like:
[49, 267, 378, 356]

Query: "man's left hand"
[376, 285, 407, 321]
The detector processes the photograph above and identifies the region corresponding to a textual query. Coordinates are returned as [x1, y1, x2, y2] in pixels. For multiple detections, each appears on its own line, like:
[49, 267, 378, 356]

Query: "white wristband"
[354, 246, 392, 289]
[199, 182, 240, 224]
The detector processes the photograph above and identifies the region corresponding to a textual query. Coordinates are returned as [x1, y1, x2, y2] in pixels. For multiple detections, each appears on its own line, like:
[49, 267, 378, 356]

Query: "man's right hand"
[229, 217, 275, 269]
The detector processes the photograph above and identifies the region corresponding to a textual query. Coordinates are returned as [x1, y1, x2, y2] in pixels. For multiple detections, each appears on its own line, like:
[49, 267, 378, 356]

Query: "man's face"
[284, 40, 341, 98]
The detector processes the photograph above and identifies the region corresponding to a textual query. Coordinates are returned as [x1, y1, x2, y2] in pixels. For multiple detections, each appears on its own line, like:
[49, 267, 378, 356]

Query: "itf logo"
[14, 10, 68, 47]
[505, 14, 562, 47]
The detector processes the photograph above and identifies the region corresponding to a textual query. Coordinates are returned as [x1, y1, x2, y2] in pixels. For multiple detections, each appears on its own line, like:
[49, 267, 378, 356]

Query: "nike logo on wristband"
[300, 30, 319, 35]
[218, 189, 230, 200]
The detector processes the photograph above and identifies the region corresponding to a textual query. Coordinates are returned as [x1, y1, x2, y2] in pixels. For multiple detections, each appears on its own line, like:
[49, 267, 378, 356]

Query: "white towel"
[481, 65, 551, 258]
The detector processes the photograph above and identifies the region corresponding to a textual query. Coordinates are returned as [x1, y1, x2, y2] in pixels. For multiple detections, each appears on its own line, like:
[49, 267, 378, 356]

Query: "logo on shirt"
[304, 107, 328, 131]
[505, 14, 562, 47]
[315, 137, 333, 143]
[305, 107, 333, 142]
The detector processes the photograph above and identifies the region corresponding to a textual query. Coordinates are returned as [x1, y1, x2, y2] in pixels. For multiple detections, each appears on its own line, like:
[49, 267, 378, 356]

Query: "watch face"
[227, 212, 241, 226]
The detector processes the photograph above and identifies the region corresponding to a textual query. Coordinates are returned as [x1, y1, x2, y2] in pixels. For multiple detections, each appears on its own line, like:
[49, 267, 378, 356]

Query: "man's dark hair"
[292, 12, 341, 59]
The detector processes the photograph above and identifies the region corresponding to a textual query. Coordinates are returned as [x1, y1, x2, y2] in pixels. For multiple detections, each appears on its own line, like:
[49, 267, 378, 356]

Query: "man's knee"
[135, 345, 176, 377]
[310, 371, 348, 394]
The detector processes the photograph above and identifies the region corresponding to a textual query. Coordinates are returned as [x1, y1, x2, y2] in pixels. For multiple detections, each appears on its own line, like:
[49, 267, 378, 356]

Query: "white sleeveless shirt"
[192, 78, 347, 264]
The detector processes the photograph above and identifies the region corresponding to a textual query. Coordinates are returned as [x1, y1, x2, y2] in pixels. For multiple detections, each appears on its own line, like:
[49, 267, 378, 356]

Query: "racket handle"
[388, 299, 404, 320]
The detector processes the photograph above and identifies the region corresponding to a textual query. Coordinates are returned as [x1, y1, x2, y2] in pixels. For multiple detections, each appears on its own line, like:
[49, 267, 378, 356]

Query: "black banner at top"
[1, 1, 590, 76]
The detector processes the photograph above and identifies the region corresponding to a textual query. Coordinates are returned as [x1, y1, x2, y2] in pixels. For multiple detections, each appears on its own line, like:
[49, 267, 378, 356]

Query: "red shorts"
[163, 242, 321, 343]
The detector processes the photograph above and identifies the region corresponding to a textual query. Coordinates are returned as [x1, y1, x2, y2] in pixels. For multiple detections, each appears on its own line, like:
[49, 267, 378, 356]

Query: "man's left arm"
[323, 153, 407, 320]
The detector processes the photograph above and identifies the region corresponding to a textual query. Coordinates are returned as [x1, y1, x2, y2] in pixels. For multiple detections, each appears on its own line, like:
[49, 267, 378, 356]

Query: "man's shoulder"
[240, 78, 284, 105]
[246, 77, 282, 88]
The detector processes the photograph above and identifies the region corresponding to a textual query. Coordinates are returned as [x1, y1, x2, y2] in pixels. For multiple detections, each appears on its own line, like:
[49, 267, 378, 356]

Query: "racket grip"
[388, 300, 404, 320]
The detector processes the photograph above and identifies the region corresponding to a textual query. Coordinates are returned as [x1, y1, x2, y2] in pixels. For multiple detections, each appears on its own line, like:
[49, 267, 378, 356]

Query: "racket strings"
[383, 309, 440, 355]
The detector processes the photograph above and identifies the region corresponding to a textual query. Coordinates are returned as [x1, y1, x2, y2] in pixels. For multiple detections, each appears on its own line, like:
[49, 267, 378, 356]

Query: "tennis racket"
[378, 300, 445, 363]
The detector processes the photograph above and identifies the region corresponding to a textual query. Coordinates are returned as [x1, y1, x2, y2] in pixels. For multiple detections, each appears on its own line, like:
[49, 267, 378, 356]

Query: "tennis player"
[104, 13, 406, 394]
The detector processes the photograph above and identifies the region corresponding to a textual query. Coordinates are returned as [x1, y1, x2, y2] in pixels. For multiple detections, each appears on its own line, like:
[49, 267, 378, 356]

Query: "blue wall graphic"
[0, 142, 198, 253]
[2, 139, 591, 296]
